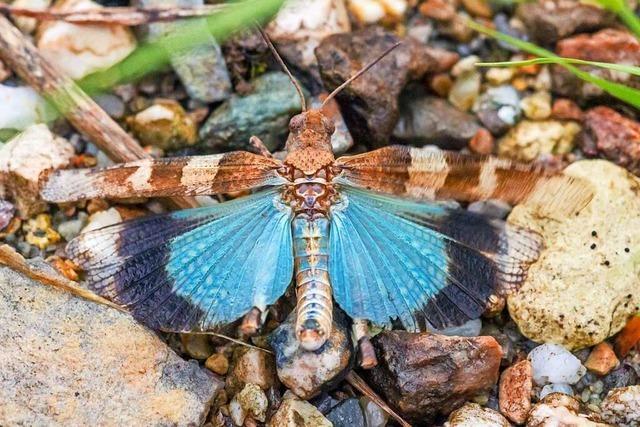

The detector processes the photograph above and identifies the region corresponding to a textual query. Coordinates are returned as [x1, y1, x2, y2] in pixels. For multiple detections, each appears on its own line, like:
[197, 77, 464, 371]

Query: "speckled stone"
[0, 262, 221, 426]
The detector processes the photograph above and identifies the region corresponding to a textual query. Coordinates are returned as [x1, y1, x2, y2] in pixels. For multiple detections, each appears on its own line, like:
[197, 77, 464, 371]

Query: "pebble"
[36, 0, 136, 80]
[199, 72, 306, 152]
[419, 0, 456, 21]
[615, 317, 640, 358]
[486, 67, 515, 86]
[232, 383, 268, 424]
[508, 161, 640, 350]
[94, 93, 126, 120]
[585, 343, 620, 376]
[445, 402, 510, 427]
[180, 333, 214, 360]
[552, 98, 583, 122]
[469, 127, 494, 155]
[526, 393, 605, 427]
[326, 398, 366, 427]
[579, 106, 640, 176]
[0, 85, 56, 131]
[499, 359, 533, 424]
[0, 200, 14, 229]
[520, 91, 552, 120]
[133, 0, 232, 103]
[462, 0, 492, 18]
[268, 393, 332, 427]
[267, 311, 353, 400]
[528, 343, 586, 385]
[205, 353, 230, 376]
[366, 331, 503, 422]
[127, 99, 197, 151]
[57, 212, 88, 242]
[225, 346, 276, 396]
[449, 70, 481, 111]
[600, 385, 640, 427]
[498, 119, 580, 162]
[0, 124, 74, 217]
[359, 397, 388, 427]
[473, 85, 521, 135]
[0, 262, 221, 426]
[540, 383, 574, 399]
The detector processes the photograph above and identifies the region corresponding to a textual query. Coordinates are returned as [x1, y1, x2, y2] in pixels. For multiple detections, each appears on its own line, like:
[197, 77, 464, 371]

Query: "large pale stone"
[0, 262, 222, 426]
[508, 160, 640, 350]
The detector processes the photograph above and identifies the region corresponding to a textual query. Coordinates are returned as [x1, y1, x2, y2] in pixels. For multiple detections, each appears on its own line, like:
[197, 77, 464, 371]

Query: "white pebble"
[528, 343, 586, 385]
[540, 383, 574, 399]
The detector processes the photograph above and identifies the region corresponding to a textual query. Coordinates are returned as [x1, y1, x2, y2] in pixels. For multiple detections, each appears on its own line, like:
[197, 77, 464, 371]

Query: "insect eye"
[323, 118, 335, 134]
[290, 115, 304, 131]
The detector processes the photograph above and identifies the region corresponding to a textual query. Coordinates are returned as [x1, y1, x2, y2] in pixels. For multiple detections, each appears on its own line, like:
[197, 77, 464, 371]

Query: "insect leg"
[353, 319, 378, 369]
[239, 307, 263, 336]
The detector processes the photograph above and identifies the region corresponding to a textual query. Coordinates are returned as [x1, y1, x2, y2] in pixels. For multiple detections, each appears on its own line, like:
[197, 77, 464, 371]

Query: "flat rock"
[516, 0, 614, 44]
[552, 29, 640, 102]
[316, 26, 457, 148]
[446, 402, 510, 427]
[0, 124, 74, 217]
[393, 94, 479, 150]
[508, 160, 640, 350]
[0, 263, 221, 426]
[366, 331, 503, 423]
[579, 106, 640, 176]
[268, 311, 353, 400]
[37, 0, 136, 80]
[199, 72, 306, 152]
[601, 385, 640, 427]
[133, 0, 232, 103]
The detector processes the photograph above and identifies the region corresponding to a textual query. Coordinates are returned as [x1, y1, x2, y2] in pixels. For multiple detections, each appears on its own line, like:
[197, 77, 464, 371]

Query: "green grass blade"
[467, 19, 640, 110]
[78, 0, 285, 94]
[593, 0, 640, 39]
[476, 57, 640, 77]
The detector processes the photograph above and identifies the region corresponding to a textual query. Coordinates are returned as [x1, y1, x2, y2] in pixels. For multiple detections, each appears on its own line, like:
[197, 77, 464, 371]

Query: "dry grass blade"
[0, 244, 125, 312]
[346, 371, 411, 427]
[0, 3, 226, 25]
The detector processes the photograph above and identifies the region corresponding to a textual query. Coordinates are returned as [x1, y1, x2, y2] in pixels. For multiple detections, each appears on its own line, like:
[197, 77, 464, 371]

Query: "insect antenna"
[321, 42, 401, 109]
[257, 26, 307, 111]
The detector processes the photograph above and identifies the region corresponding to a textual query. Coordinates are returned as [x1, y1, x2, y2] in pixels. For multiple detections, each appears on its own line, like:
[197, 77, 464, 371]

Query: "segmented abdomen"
[292, 216, 333, 351]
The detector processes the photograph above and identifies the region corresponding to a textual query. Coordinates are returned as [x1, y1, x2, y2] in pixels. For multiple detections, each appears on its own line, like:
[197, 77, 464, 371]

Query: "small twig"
[346, 371, 412, 427]
[0, 4, 226, 25]
[0, 14, 199, 210]
[185, 330, 273, 354]
[0, 244, 124, 311]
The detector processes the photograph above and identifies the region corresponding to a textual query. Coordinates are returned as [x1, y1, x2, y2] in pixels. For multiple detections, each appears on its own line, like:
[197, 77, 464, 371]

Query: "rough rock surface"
[225, 346, 277, 396]
[366, 331, 503, 422]
[499, 359, 533, 424]
[526, 393, 610, 427]
[516, 0, 614, 44]
[508, 160, 640, 350]
[446, 402, 510, 427]
[199, 72, 306, 152]
[498, 119, 580, 162]
[393, 93, 480, 149]
[36, 0, 137, 80]
[553, 29, 640, 101]
[268, 394, 332, 427]
[0, 124, 74, 217]
[268, 312, 353, 400]
[127, 99, 198, 151]
[585, 342, 620, 376]
[601, 385, 640, 427]
[316, 26, 457, 148]
[579, 106, 640, 176]
[0, 263, 221, 426]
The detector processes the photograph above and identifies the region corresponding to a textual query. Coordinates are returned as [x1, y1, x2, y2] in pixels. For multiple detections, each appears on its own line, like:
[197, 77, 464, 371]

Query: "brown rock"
[552, 98, 583, 122]
[447, 402, 510, 426]
[527, 393, 611, 427]
[462, 0, 492, 18]
[0, 124, 74, 217]
[517, 0, 614, 44]
[367, 331, 503, 423]
[268, 394, 332, 427]
[499, 359, 533, 424]
[578, 106, 640, 176]
[585, 342, 620, 376]
[431, 73, 454, 97]
[419, 0, 456, 21]
[127, 99, 198, 151]
[615, 316, 640, 357]
[205, 353, 230, 376]
[553, 29, 640, 101]
[180, 333, 215, 360]
[469, 127, 495, 155]
[225, 346, 276, 396]
[316, 27, 458, 148]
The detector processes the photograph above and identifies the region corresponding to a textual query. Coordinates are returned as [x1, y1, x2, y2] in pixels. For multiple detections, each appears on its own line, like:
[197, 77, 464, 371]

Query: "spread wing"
[329, 186, 542, 331]
[334, 145, 593, 216]
[42, 151, 287, 202]
[67, 189, 294, 332]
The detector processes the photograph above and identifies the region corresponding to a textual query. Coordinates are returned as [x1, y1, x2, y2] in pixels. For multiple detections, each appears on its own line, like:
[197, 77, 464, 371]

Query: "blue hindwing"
[67, 189, 294, 332]
[329, 186, 542, 331]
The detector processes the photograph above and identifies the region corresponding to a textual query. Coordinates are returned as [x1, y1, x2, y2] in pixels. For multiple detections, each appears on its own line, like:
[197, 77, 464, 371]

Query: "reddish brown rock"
[517, 0, 614, 44]
[419, 0, 456, 21]
[578, 106, 640, 175]
[553, 29, 640, 101]
[499, 359, 533, 424]
[225, 346, 277, 396]
[552, 98, 583, 122]
[469, 127, 495, 155]
[316, 27, 458, 148]
[367, 331, 503, 423]
[615, 316, 640, 357]
[585, 342, 620, 376]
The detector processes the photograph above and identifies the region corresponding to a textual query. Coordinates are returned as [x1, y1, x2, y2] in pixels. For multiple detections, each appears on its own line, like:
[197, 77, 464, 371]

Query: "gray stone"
[268, 311, 354, 400]
[0, 262, 222, 426]
[393, 94, 479, 149]
[326, 398, 366, 427]
[133, 0, 232, 103]
[473, 85, 521, 136]
[199, 72, 306, 152]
